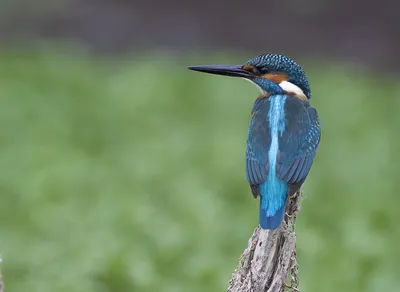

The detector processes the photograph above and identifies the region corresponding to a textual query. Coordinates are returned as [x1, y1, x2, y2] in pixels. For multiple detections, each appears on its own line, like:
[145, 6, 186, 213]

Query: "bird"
[188, 53, 320, 230]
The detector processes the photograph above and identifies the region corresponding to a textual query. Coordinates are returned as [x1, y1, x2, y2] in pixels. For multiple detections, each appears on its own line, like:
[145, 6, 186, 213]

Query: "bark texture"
[227, 192, 301, 292]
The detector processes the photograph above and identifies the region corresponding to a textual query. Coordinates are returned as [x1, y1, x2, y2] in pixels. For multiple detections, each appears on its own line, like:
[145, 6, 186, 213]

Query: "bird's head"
[188, 53, 311, 100]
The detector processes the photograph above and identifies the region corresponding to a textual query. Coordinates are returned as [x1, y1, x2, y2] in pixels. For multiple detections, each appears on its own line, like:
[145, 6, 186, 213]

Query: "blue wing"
[246, 98, 271, 197]
[246, 96, 320, 197]
[277, 101, 320, 195]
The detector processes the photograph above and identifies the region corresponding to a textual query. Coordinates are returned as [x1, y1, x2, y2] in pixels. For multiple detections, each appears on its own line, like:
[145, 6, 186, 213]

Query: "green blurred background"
[1, 1, 400, 292]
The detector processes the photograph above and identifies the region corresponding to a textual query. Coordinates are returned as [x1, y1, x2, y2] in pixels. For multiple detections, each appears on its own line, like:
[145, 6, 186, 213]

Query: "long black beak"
[187, 64, 253, 79]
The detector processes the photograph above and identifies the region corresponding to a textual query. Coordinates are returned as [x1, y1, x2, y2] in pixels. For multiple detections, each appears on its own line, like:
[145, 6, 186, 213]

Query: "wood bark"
[227, 192, 301, 292]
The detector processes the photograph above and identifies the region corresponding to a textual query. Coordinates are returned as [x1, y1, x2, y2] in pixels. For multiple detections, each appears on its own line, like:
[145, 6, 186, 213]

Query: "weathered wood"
[227, 192, 301, 292]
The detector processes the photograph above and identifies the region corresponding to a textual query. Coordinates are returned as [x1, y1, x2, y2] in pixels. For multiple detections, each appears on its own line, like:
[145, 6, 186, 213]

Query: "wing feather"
[246, 96, 320, 197]
[277, 103, 320, 187]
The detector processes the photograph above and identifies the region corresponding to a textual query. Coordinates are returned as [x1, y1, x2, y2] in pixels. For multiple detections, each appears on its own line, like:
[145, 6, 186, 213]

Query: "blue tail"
[259, 199, 286, 230]
[258, 176, 289, 230]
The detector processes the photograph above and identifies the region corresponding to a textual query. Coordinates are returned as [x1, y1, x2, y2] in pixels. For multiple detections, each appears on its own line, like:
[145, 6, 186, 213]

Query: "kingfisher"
[188, 53, 320, 230]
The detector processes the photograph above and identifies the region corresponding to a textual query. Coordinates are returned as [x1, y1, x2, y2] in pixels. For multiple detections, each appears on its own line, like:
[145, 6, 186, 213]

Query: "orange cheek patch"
[262, 73, 290, 84]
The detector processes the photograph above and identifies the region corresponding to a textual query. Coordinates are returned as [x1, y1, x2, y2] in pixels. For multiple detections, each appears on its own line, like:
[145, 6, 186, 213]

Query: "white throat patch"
[278, 81, 307, 100]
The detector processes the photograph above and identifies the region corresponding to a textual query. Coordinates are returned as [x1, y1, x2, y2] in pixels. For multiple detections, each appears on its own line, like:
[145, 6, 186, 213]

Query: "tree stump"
[227, 192, 301, 292]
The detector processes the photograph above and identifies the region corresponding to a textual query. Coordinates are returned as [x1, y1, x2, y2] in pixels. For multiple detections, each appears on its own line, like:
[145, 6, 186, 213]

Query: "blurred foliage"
[0, 50, 399, 292]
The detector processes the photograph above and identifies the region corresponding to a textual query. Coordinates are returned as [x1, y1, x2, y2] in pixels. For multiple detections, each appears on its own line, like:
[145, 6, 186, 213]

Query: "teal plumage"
[188, 53, 321, 230]
[246, 95, 320, 229]
[245, 54, 312, 98]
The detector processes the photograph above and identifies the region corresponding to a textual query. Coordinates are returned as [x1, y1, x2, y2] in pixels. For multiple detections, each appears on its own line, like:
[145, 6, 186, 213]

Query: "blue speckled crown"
[245, 54, 311, 98]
